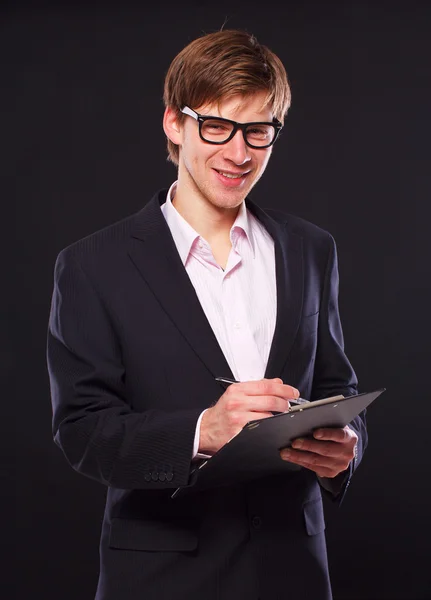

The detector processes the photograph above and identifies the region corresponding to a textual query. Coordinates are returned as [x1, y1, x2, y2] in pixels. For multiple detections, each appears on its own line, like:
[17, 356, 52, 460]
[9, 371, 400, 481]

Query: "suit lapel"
[246, 201, 304, 379]
[128, 191, 304, 383]
[128, 191, 234, 380]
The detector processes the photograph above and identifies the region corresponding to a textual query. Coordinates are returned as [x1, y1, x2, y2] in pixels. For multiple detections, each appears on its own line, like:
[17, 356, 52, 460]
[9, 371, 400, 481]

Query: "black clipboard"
[172, 388, 385, 499]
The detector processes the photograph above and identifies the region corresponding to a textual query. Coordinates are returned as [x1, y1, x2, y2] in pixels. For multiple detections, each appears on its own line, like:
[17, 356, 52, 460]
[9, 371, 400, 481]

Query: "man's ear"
[163, 106, 182, 145]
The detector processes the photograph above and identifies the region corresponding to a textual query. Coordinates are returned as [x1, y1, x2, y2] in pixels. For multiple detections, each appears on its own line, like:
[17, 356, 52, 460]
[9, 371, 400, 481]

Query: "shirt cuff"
[192, 409, 212, 460]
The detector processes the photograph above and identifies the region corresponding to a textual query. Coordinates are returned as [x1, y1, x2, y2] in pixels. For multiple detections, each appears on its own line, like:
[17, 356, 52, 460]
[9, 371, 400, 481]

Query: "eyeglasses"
[181, 106, 282, 149]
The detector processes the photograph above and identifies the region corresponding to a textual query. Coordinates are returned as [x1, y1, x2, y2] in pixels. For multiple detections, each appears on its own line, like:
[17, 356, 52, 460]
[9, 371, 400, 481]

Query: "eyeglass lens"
[201, 119, 276, 146]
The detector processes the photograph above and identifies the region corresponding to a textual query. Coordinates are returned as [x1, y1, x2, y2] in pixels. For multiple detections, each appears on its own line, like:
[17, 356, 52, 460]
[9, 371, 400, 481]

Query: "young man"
[47, 29, 366, 600]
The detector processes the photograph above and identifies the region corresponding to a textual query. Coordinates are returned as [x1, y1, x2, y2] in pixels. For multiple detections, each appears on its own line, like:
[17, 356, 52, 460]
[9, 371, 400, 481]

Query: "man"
[47, 29, 366, 600]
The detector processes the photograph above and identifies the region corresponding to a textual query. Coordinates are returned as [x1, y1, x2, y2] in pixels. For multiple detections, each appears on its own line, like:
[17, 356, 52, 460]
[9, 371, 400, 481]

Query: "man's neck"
[172, 181, 241, 245]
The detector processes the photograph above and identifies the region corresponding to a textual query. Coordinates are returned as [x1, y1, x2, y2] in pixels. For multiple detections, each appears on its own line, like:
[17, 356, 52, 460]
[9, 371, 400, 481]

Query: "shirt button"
[251, 516, 262, 529]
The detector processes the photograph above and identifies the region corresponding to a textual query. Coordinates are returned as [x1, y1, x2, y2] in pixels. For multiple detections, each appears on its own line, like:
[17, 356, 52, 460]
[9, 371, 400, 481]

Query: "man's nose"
[222, 130, 251, 165]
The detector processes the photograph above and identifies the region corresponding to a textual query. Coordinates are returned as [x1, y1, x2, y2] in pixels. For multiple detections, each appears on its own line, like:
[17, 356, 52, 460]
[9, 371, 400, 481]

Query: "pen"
[215, 377, 238, 386]
[214, 376, 310, 409]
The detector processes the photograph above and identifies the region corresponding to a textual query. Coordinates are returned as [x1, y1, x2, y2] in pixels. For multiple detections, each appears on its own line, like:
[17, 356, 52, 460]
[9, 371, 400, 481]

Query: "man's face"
[175, 92, 275, 211]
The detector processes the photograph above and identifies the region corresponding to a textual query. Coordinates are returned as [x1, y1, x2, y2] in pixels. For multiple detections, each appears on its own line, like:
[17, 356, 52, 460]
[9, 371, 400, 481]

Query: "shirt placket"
[222, 253, 266, 383]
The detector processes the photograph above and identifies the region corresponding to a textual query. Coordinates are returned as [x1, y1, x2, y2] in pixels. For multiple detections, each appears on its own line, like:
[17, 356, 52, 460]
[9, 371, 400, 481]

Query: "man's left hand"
[280, 426, 358, 478]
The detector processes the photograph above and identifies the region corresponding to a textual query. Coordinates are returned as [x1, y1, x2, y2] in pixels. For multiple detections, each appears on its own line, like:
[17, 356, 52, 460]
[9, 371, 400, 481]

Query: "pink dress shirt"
[161, 181, 276, 457]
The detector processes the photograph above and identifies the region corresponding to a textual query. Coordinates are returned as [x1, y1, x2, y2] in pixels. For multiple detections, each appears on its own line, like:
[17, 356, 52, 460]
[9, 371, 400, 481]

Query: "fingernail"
[292, 438, 304, 448]
[314, 430, 323, 439]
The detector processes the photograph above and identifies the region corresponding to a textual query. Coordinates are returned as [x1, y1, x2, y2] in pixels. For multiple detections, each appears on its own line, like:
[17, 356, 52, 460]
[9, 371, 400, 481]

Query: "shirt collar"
[231, 199, 255, 257]
[163, 181, 255, 265]
[163, 182, 199, 265]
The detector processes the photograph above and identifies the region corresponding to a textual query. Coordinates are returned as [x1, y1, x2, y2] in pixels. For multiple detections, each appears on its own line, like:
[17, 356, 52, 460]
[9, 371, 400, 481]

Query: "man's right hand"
[199, 378, 300, 455]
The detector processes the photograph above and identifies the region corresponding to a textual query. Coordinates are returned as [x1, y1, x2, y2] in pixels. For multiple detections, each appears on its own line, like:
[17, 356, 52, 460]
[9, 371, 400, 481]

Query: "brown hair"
[163, 29, 292, 165]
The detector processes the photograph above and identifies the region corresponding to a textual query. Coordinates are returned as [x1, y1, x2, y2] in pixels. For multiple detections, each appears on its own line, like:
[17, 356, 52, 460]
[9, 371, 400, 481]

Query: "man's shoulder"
[263, 207, 334, 244]
[57, 209, 140, 264]
[56, 189, 167, 265]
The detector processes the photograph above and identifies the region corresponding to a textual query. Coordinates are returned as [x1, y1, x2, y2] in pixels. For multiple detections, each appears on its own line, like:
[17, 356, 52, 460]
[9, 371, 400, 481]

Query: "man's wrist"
[192, 409, 210, 459]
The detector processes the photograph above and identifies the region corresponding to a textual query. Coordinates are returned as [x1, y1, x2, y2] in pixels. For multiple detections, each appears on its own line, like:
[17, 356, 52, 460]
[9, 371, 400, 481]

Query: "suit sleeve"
[311, 234, 367, 503]
[47, 250, 202, 490]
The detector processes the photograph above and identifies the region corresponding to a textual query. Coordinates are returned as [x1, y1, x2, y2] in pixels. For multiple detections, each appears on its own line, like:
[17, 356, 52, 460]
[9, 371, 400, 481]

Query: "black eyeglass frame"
[181, 106, 282, 149]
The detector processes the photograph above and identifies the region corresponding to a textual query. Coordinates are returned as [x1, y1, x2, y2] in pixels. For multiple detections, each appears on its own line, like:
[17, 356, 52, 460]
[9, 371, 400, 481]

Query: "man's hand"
[199, 378, 300, 454]
[280, 426, 358, 478]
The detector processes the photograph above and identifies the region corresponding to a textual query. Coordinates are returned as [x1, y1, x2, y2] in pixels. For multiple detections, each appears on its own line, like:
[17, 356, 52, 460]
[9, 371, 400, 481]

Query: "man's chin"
[210, 179, 255, 205]
[207, 190, 249, 211]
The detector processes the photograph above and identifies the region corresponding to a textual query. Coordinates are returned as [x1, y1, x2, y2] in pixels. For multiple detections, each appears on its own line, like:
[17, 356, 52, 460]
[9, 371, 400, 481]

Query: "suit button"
[166, 471, 174, 482]
[252, 516, 262, 529]
[151, 472, 159, 482]
[144, 472, 151, 482]
[158, 472, 166, 482]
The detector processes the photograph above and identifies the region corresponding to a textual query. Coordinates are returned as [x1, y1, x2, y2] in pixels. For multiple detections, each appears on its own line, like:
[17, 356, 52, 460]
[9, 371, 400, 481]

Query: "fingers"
[280, 446, 350, 478]
[224, 379, 295, 408]
[280, 427, 357, 478]
[291, 437, 344, 457]
[313, 425, 357, 444]
[243, 411, 276, 422]
[250, 395, 290, 413]
[281, 447, 346, 468]
[233, 378, 300, 401]
[219, 378, 300, 416]
[203, 378, 301, 454]
[290, 430, 356, 459]
[224, 391, 289, 415]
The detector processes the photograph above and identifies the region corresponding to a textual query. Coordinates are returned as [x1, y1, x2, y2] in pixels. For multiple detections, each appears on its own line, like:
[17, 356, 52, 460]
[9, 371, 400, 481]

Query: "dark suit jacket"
[47, 190, 366, 600]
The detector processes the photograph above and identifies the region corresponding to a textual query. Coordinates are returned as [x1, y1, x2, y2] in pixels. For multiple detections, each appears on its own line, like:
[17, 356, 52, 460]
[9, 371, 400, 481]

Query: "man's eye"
[205, 122, 229, 132]
[248, 126, 271, 138]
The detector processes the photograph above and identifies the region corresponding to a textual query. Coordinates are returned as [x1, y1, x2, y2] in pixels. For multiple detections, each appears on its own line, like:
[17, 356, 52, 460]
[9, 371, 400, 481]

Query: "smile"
[214, 169, 249, 179]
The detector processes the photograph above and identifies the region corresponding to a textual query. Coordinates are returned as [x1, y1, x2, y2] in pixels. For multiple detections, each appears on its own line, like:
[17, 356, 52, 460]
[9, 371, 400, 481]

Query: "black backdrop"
[7, 1, 431, 599]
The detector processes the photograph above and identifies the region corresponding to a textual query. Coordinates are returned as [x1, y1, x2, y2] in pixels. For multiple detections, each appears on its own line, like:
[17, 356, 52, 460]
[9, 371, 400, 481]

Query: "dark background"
[7, 1, 431, 599]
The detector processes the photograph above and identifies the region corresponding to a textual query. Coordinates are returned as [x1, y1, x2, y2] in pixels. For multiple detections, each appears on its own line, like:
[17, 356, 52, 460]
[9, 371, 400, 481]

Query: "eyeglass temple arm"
[181, 106, 197, 119]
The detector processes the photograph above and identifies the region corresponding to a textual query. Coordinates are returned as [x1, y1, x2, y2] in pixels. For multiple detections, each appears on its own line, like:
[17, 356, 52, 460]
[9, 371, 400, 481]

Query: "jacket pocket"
[303, 497, 326, 536]
[109, 517, 198, 551]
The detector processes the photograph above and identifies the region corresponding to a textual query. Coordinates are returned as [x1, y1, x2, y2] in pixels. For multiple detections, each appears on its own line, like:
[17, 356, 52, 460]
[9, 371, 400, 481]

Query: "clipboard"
[172, 388, 385, 499]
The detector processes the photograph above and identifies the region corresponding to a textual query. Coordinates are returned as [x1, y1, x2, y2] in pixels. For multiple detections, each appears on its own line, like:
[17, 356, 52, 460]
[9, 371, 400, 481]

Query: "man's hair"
[163, 29, 292, 165]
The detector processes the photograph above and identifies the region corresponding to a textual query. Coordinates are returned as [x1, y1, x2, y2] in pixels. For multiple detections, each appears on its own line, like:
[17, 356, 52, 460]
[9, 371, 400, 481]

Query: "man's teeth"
[219, 171, 243, 179]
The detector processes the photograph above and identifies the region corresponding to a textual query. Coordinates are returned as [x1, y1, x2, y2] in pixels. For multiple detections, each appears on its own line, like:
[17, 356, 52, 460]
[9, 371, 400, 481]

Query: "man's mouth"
[214, 169, 249, 179]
